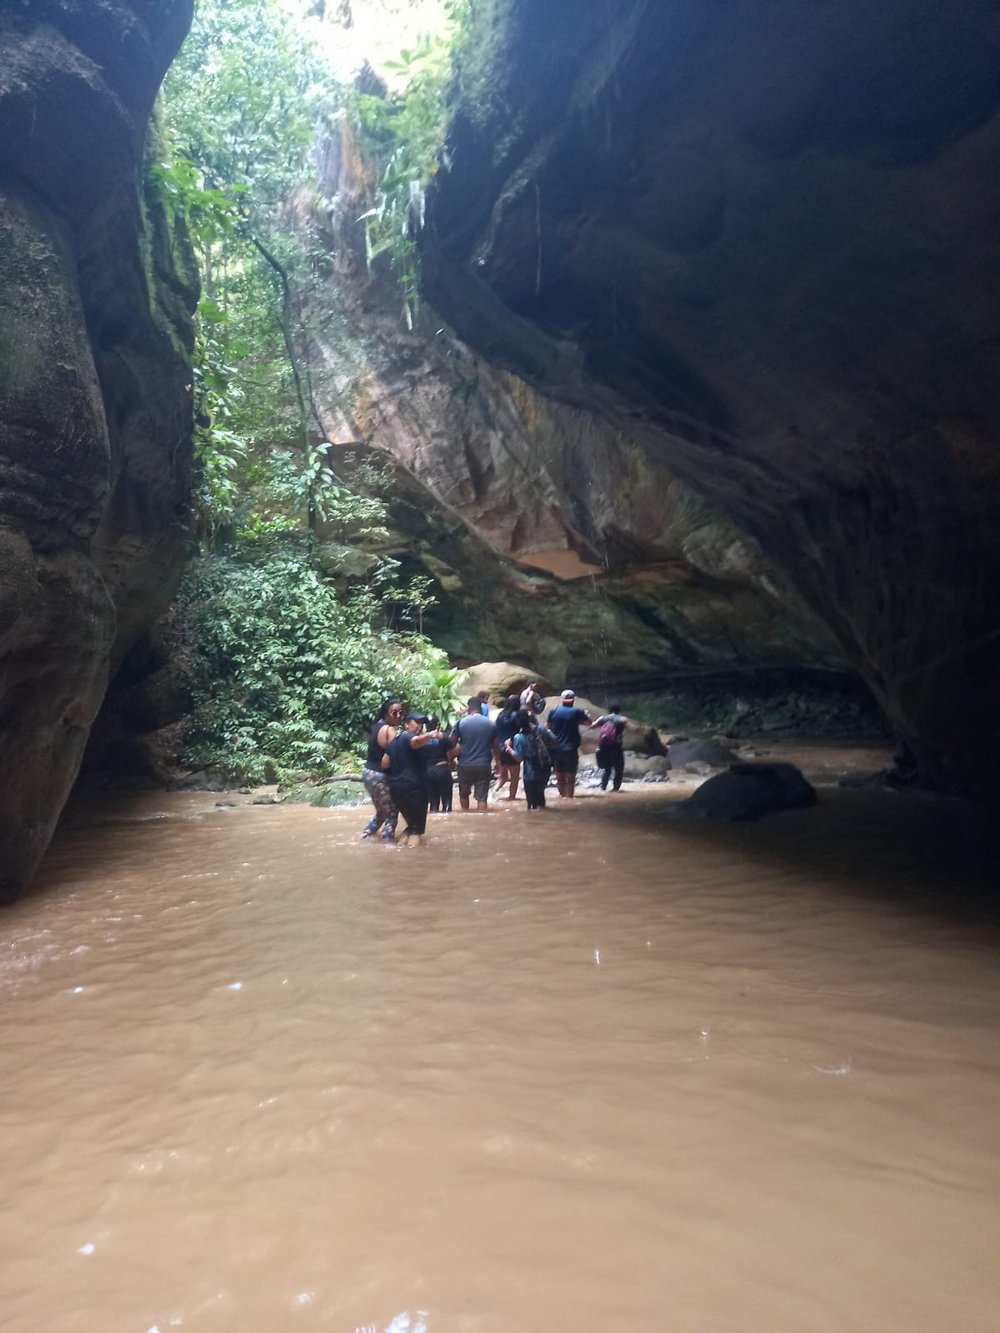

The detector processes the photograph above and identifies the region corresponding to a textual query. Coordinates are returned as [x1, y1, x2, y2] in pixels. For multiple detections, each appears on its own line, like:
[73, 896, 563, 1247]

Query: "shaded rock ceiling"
[418, 0, 1000, 797]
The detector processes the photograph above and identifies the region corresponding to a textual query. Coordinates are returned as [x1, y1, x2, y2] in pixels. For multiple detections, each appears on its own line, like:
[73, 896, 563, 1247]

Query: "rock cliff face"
[302, 119, 863, 718]
[0, 1, 196, 901]
[420, 0, 1000, 797]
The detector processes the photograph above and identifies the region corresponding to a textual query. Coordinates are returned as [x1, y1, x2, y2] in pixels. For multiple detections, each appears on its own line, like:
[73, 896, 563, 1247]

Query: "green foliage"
[151, 1, 468, 784]
[231, 441, 393, 551]
[164, 0, 325, 214]
[178, 550, 459, 785]
[154, 0, 475, 533]
[156, 0, 340, 536]
[351, 6, 472, 325]
[148, 156, 241, 250]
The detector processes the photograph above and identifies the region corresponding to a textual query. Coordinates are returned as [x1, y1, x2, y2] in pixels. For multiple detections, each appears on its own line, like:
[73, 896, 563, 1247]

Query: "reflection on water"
[2, 747, 999, 1333]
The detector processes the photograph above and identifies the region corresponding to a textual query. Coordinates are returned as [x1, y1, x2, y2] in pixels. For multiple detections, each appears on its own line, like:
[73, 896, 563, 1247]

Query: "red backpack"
[599, 719, 619, 745]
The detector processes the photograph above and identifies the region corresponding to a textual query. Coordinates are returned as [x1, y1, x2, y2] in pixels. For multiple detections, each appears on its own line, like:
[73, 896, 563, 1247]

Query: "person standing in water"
[507, 711, 557, 810]
[493, 694, 523, 800]
[423, 715, 456, 813]
[590, 701, 634, 792]
[383, 712, 441, 847]
[361, 698, 403, 840]
[452, 696, 498, 812]
[546, 688, 593, 798]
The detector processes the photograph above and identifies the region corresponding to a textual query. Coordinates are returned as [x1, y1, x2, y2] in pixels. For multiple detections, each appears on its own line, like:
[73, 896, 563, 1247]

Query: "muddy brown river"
[2, 746, 998, 1332]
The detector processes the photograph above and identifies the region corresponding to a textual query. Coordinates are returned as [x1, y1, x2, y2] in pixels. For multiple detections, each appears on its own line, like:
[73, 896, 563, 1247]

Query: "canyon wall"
[0, 1, 196, 900]
[418, 0, 1000, 797]
[301, 116, 864, 724]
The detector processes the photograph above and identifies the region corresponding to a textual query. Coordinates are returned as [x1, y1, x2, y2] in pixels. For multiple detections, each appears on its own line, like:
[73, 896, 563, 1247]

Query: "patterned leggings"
[362, 768, 398, 838]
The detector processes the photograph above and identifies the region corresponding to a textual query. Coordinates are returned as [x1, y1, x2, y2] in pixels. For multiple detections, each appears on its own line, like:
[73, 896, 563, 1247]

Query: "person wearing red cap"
[546, 689, 593, 797]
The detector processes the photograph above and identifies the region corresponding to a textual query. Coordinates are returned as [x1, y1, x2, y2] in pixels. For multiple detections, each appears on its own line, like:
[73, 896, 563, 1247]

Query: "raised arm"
[409, 729, 442, 749]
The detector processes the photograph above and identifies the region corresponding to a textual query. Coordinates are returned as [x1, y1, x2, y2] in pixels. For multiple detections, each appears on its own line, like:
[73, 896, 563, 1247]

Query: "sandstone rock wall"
[0, 1, 196, 900]
[299, 119, 856, 699]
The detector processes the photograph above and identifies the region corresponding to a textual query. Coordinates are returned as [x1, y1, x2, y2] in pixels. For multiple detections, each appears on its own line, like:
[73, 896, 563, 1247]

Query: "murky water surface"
[3, 746, 999, 1332]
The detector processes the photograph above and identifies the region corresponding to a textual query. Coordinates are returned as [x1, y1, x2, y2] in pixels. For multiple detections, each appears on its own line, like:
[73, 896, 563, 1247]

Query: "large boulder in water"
[676, 762, 818, 821]
[456, 663, 555, 712]
[620, 720, 668, 758]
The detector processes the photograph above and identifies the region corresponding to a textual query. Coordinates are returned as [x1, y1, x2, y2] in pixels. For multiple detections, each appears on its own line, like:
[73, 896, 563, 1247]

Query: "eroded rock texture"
[302, 117, 862, 722]
[420, 0, 1000, 797]
[0, 1, 196, 900]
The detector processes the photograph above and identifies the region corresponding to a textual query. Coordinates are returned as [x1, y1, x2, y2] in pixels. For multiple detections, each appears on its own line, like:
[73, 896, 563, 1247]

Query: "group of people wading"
[361, 683, 634, 847]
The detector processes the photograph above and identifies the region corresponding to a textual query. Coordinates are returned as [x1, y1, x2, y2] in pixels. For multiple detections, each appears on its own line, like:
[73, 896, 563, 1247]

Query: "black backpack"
[532, 728, 554, 769]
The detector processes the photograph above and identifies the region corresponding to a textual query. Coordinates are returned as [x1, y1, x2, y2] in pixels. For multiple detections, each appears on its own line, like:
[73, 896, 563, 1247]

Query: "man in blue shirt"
[546, 688, 593, 798]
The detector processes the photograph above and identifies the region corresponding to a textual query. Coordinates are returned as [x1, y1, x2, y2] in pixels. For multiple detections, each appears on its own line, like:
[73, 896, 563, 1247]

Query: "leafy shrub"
[177, 550, 462, 784]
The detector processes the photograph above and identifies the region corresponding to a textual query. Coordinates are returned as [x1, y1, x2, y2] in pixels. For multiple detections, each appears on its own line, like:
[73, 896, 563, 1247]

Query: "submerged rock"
[676, 763, 818, 821]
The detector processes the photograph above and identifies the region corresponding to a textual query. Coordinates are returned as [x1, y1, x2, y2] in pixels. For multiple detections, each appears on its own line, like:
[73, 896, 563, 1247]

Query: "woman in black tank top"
[360, 698, 403, 840]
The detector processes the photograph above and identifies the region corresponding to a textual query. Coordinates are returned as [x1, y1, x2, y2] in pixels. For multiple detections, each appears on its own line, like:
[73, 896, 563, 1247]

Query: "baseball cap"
[404, 711, 427, 723]
[561, 689, 576, 699]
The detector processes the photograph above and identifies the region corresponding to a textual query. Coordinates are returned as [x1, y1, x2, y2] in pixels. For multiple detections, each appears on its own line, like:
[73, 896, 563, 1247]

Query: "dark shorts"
[458, 764, 491, 802]
[427, 764, 453, 812]
[553, 750, 579, 774]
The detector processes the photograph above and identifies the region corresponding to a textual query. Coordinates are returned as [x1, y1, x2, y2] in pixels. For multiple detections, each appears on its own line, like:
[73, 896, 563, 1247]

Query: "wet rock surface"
[0, 1, 196, 900]
[676, 763, 819, 821]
